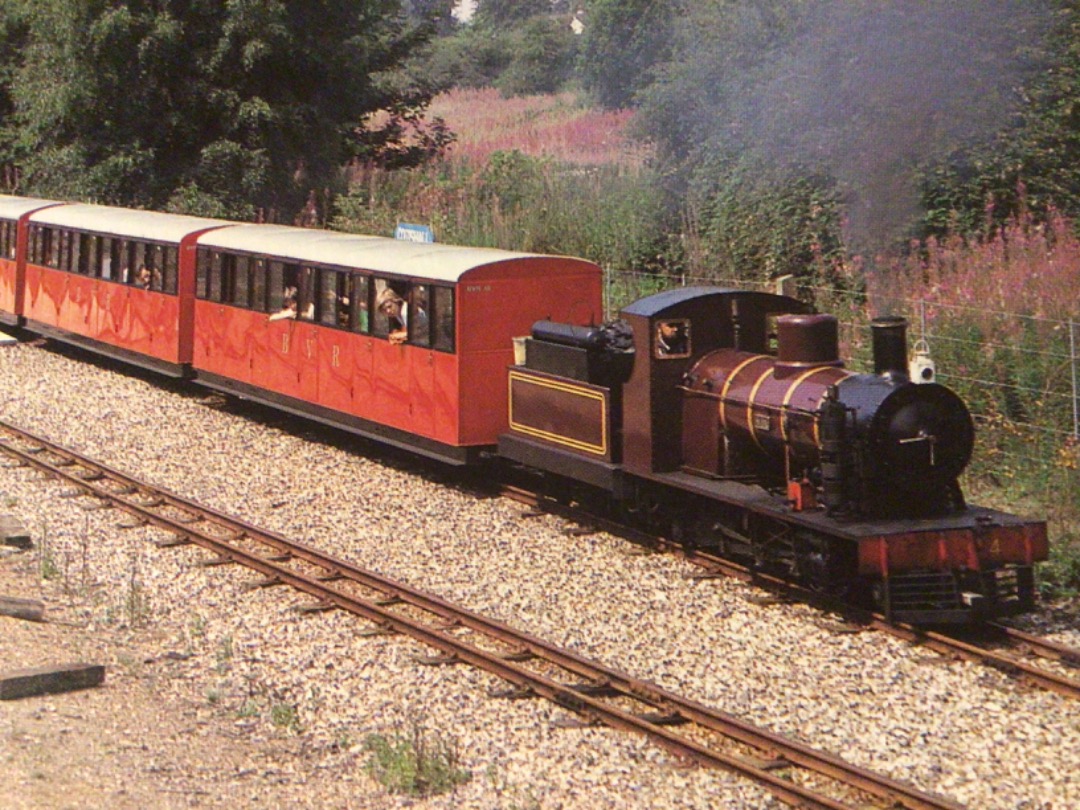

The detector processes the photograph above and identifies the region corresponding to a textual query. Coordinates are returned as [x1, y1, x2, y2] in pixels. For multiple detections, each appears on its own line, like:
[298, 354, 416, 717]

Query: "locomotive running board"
[498, 433, 622, 493]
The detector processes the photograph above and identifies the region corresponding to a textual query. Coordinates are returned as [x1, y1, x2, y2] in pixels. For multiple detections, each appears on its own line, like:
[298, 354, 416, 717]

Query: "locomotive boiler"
[500, 287, 1047, 624]
[680, 312, 976, 519]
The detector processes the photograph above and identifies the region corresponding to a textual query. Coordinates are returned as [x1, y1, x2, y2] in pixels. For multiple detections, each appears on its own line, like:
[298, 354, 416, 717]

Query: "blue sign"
[394, 223, 435, 243]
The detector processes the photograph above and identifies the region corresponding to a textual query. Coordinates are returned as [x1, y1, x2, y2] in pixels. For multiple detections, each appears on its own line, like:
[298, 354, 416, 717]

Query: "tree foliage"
[918, 0, 1080, 238]
[496, 15, 577, 97]
[0, 0, 440, 219]
[578, 0, 674, 110]
[474, 0, 551, 29]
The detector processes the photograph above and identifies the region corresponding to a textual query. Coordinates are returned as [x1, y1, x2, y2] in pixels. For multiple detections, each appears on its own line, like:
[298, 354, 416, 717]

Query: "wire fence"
[604, 269, 1080, 491]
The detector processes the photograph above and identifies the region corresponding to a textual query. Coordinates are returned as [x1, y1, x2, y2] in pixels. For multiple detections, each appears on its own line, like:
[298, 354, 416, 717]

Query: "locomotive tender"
[0, 196, 1047, 625]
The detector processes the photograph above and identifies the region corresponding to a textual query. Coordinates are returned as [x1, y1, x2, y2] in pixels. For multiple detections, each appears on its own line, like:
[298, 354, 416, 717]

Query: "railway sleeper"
[78, 499, 112, 512]
[358, 622, 397, 637]
[242, 576, 283, 591]
[489, 684, 535, 700]
[413, 653, 461, 666]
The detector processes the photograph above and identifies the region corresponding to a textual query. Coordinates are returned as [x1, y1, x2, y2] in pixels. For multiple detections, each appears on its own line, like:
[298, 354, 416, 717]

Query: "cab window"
[655, 319, 690, 358]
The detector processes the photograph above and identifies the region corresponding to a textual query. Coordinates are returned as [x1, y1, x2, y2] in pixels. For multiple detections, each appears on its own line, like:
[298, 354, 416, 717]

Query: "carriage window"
[196, 248, 211, 298]
[209, 251, 223, 301]
[410, 283, 430, 346]
[372, 278, 400, 339]
[655, 319, 690, 358]
[115, 239, 132, 281]
[79, 234, 96, 276]
[99, 237, 113, 279]
[297, 266, 315, 320]
[232, 255, 251, 307]
[250, 258, 267, 311]
[57, 230, 69, 271]
[43, 228, 59, 268]
[68, 232, 80, 274]
[164, 246, 178, 294]
[130, 242, 146, 285]
[147, 244, 165, 292]
[319, 268, 340, 326]
[268, 261, 286, 311]
[112, 239, 125, 280]
[0, 221, 10, 259]
[432, 286, 455, 352]
[350, 275, 370, 334]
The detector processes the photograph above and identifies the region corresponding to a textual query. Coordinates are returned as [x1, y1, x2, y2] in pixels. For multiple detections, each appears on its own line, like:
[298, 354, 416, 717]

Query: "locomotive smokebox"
[776, 314, 842, 375]
[870, 316, 909, 379]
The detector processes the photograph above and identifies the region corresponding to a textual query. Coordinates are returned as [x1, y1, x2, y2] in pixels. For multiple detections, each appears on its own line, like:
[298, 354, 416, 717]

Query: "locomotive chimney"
[870, 316, 909, 379]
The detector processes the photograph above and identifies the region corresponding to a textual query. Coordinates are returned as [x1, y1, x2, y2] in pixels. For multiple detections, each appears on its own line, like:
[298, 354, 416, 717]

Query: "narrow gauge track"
[0, 419, 961, 810]
[502, 485, 1080, 702]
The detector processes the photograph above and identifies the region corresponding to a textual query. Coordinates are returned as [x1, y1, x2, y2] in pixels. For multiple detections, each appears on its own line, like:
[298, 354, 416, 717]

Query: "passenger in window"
[269, 286, 300, 321]
[134, 265, 152, 289]
[269, 286, 314, 321]
[377, 288, 408, 344]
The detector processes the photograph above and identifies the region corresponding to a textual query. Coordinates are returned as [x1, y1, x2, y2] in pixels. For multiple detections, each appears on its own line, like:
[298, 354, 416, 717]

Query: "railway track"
[0, 418, 963, 810]
[502, 484, 1080, 702]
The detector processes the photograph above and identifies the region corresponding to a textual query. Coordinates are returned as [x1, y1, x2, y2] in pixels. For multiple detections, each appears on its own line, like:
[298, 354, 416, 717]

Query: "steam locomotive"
[500, 287, 1047, 624]
[0, 195, 1047, 625]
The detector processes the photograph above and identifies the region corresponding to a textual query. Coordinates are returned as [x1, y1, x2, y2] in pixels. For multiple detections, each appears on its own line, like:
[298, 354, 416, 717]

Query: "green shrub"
[364, 721, 471, 798]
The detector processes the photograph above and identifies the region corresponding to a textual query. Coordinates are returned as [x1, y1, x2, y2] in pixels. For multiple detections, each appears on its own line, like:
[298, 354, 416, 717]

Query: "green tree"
[578, 0, 675, 109]
[496, 15, 577, 96]
[474, 0, 550, 28]
[0, 0, 30, 185]
[918, 0, 1080, 238]
[3, 0, 437, 219]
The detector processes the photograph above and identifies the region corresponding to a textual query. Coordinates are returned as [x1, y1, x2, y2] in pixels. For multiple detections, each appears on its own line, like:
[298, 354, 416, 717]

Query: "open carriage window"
[250, 257, 267, 311]
[349, 274, 370, 334]
[319, 268, 347, 327]
[432, 286, 455, 352]
[655, 319, 690, 358]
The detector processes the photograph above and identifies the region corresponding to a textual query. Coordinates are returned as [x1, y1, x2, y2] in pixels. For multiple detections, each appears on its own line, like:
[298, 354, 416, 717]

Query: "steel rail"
[0, 420, 962, 810]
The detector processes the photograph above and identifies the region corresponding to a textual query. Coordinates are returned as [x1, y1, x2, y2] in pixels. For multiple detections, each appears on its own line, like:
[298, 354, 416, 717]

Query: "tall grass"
[427, 88, 651, 169]
[334, 151, 673, 275]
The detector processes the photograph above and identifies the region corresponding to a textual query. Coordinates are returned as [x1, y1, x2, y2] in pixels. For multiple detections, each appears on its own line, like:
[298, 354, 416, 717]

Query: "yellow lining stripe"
[746, 366, 775, 451]
[719, 354, 762, 431]
[508, 371, 608, 456]
[780, 367, 829, 444]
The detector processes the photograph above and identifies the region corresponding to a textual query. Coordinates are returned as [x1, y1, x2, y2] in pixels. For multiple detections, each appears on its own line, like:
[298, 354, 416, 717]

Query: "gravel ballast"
[0, 339, 1076, 809]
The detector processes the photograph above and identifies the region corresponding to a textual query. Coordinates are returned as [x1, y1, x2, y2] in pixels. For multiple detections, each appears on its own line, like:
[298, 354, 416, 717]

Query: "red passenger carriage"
[0, 196, 64, 326]
[20, 204, 226, 374]
[190, 226, 603, 463]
